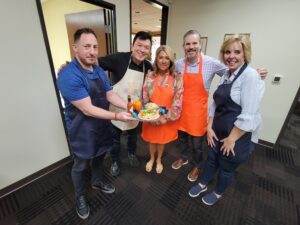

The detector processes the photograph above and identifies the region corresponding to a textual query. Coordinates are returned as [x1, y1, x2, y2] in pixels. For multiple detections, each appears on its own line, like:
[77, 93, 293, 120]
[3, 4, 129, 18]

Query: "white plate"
[138, 113, 160, 121]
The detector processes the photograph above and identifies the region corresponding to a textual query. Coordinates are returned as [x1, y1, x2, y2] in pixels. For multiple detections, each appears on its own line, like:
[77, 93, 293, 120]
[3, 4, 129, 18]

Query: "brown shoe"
[187, 167, 200, 182]
[171, 159, 189, 170]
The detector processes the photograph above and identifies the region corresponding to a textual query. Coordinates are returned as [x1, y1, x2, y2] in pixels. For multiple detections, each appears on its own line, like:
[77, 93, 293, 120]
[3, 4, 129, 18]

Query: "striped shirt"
[175, 53, 227, 92]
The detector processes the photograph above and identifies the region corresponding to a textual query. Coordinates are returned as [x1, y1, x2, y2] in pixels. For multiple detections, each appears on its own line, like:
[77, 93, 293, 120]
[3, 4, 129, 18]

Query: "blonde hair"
[219, 34, 252, 64]
[153, 45, 175, 74]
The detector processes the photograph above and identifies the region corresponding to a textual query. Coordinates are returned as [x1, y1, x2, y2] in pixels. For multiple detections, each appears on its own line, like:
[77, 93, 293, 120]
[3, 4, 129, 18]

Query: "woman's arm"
[165, 73, 184, 121]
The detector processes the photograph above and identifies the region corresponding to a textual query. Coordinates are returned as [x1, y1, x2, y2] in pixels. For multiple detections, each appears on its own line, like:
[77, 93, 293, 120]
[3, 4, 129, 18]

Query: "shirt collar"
[225, 64, 244, 82]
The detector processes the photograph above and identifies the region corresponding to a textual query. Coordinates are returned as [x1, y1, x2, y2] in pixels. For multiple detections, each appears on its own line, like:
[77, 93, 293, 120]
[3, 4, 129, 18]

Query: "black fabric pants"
[178, 130, 205, 168]
[71, 153, 105, 197]
[110, 125, 137, 162]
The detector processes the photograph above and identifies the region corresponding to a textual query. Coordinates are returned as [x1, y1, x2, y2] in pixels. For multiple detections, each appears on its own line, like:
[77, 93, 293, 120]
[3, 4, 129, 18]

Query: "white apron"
[109, 58, 144, 130]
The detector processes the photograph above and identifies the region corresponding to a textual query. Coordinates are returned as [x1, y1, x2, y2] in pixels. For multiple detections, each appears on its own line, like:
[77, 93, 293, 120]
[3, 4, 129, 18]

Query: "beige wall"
[166, 0, 300, 143]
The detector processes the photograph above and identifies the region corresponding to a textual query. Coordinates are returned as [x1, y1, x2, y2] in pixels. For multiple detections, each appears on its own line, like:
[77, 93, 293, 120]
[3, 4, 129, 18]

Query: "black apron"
[67, 58, 112, 159]
[212, 64, 253, 163]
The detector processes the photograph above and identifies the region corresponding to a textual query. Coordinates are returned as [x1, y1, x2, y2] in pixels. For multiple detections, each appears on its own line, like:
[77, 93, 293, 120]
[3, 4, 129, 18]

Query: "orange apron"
[178, 55, 208, 136]
[141, 74, 178, 144]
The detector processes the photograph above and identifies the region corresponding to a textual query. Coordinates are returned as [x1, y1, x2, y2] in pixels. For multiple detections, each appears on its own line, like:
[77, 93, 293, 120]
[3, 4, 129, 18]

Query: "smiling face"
[183, 33, 201, 63]
[73, 33, 98, 70]
[223, 41, 245, 74]
[131, 38, 151, 65]
[156, 50, 171, 74]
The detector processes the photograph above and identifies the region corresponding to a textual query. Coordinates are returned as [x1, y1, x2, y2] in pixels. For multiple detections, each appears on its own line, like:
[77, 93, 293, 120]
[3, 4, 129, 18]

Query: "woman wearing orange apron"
[141, 46, 183, 174]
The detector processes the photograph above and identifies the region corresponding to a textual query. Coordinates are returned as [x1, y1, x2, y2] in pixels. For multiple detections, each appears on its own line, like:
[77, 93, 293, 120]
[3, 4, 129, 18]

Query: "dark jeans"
[110, 125, 137, 162]
[71, 153, 105, 197]
[178, 131, 204, 168]
[199, 147, 241, 194]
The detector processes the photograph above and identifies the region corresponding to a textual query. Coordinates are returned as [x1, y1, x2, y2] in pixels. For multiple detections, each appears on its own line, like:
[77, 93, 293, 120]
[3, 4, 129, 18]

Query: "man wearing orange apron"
[98, 31, 153, 177]
[172, 30, 228, 182]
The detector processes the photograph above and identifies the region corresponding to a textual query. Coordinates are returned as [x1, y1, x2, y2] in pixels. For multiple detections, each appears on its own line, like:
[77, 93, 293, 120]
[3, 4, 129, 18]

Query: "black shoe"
[76, 195, 89, 220]
[92, 181, 115, 194]
[128, 154, 140, 167]
[110, 161, 120, 177]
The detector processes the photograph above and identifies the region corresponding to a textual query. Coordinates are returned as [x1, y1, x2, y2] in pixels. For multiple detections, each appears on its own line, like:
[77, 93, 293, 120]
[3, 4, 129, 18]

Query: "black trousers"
[178, 130, 205, 168]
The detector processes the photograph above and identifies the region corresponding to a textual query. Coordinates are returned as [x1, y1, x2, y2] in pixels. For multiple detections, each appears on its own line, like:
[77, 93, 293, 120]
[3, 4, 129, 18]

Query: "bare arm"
[106, 90, 127, 109]
[207, 117, 219, 147]
[71, 96, 133, 122]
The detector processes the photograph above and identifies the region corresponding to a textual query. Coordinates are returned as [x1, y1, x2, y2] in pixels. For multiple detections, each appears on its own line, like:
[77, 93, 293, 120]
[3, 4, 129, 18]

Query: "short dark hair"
[74, 28, 97, 43]
[133, 31, 152, 46]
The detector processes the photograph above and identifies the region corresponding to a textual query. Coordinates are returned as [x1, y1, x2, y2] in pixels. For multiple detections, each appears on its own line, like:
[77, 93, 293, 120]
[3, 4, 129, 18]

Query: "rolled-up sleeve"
[234, 72, 265, 132]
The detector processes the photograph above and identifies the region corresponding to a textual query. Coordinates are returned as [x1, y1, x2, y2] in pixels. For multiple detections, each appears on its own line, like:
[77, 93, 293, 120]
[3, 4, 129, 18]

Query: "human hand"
[220, 137, 235, 156]
[207, 128, 218, 147]
[150, 116, 161, 126]
[257, 67, 268, 80]
[57, 62, 69, 75]
[116, 112, 135, 122]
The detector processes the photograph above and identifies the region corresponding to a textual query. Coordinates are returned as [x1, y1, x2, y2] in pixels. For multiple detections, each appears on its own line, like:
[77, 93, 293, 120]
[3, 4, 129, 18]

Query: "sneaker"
[128, 154, 140, 167]
[171, 159, 189, 170]
[76, 195, 90, 219]
[202, 192, 221, 206]
[110, 161, 120, 177]
[92, 180, 115, 194]
[188, 183, 207, 197]
[187, 167, 200, 182]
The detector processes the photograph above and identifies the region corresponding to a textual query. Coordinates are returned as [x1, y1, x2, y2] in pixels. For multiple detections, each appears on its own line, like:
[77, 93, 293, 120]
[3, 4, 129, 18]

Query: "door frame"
[130, 0, 169, 46]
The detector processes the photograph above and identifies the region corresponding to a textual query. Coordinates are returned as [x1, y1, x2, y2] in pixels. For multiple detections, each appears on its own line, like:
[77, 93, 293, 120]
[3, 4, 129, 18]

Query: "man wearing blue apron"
[57, 28, 133, 220]
[98, 31, 153, 176]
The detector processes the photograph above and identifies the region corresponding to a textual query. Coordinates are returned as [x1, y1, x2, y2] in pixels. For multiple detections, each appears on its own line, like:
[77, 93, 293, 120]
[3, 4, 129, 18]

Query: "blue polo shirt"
[57, 58, 112, 129]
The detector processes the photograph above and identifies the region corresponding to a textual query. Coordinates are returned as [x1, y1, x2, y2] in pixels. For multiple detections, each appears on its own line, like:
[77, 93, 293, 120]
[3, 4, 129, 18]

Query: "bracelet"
[114, 113, 118, 121]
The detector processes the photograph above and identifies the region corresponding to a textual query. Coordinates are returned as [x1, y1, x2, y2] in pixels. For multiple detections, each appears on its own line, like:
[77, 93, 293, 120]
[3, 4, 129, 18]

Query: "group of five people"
[57, 28, 265, 219]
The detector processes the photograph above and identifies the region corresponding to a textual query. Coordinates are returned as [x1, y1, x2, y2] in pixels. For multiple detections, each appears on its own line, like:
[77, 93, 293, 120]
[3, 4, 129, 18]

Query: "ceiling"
[131, 0, 162, 35]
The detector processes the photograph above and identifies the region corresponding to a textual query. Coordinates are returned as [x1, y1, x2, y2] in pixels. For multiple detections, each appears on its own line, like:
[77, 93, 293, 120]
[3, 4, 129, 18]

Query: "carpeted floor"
[0, 121, 299, 225]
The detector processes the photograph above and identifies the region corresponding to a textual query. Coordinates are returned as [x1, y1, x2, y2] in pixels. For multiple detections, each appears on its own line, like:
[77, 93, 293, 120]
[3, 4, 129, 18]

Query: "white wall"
[167, 0, 300, 143]
[0, 0, 70, 190]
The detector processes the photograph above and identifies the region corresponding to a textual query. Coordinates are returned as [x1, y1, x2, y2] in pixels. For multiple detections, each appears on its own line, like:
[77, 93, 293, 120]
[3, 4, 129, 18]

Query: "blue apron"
[212, 64, 253, 163]
[67, 58, 112, 159]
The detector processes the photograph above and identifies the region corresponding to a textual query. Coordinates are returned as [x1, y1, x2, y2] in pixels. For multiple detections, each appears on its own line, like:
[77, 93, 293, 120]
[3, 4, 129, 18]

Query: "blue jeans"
[178, 131, 204, 168]
[199, 147, 241, 194]
[71, 153, 105, 197]
[110, 125, 137, 162]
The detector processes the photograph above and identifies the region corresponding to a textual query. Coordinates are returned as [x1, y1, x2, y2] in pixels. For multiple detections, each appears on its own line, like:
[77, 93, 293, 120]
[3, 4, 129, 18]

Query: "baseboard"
[258, 139, 274, 149]
[0, 156, 72, 199]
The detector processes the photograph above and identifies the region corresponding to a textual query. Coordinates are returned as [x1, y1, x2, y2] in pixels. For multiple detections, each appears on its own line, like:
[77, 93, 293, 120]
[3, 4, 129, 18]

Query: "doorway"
[38, 0, 117, 73]
[131, 0, 168, 61]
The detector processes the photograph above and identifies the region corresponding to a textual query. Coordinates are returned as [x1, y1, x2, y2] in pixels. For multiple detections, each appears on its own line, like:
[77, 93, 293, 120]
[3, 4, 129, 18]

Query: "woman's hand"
[220, 137, 235, 156]
[150, 115, 167, 126]
[207, 128, 218, 147]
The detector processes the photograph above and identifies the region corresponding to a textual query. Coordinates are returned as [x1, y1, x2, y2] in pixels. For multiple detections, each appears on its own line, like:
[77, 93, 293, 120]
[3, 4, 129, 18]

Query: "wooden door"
[65, 9, 107, 59]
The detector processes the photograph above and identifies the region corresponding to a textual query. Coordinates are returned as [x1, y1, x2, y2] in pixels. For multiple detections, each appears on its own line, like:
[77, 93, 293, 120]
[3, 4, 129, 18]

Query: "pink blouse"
[142, 70, 183, 121]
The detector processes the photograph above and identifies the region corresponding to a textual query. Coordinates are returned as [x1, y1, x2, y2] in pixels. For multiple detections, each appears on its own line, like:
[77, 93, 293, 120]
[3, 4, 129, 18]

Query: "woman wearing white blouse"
[188, 34, 265, 205]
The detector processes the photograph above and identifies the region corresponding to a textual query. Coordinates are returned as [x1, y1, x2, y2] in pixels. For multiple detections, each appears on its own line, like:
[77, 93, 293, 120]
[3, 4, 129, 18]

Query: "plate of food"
[137, 102, 160, 121]
[138, 109, 160, 121]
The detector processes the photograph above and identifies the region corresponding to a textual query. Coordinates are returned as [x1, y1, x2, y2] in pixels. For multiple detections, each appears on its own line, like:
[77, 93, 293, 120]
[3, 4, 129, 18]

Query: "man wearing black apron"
[98, 31, 153, 176]
[57, 28, 133, 220]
